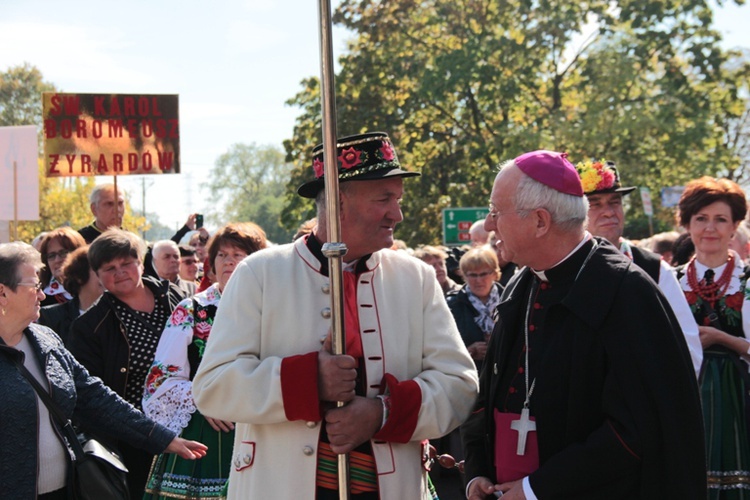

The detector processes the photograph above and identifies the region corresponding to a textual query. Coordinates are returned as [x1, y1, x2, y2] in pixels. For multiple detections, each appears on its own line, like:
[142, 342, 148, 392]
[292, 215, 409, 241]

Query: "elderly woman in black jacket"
[0, 242, 206, 499]
[68, 229, 188, 498]
[446, 246, 503, 374]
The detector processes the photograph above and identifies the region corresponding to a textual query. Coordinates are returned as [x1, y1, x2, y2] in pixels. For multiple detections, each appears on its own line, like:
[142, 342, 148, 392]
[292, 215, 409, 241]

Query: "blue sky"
[1, 0, 748, 232]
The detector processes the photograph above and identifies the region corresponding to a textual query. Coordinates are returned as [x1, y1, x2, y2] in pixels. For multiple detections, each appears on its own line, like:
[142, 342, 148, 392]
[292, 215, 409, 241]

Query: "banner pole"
[13, 161, 18, 241]
[316, 0, 349, 497]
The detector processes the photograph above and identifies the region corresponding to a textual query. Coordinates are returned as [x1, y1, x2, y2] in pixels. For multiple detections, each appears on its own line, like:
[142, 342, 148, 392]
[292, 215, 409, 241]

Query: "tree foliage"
[282, 0, 750, 245]
[0, 63, 147, 243]
[207, 143, 294, 243]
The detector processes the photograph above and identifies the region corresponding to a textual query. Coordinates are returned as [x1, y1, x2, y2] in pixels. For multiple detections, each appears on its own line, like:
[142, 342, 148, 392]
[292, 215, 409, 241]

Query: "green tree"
[1, 63, 146, 242]
[0, 63, 54, 129]
[283, 0, 749, 245]
[208, 143, 294, 243]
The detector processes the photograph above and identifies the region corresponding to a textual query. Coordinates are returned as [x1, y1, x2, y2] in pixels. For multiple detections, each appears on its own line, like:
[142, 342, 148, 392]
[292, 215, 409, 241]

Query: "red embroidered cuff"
[373, 373, 422, 443]
[281, 352, 322, 421]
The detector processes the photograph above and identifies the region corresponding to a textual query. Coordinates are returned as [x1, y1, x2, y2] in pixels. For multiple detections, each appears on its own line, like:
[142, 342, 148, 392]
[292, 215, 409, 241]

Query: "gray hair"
[503, 160, 589, 232]
[0, 242, 44, 290]
[89, 183, 123, 205]
[315, 183, 354, 225]
[152, 240, 179, 259]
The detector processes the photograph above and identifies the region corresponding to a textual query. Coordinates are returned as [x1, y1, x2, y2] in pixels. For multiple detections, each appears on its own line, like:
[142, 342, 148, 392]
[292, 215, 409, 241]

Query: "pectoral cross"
[510, 407, 536, 455]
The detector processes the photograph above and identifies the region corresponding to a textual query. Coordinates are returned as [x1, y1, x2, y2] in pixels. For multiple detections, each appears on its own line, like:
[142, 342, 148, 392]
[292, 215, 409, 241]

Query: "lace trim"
[144, 384, 197, 434]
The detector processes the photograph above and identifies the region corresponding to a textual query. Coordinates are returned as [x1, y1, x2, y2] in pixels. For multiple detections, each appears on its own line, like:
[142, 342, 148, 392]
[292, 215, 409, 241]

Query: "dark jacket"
[461, 239, 706, 499]
[0, 324, 174, 499]
[77, 223, 103, 244]
[68, 275, 186, 398]
[446, 282, 503, 373]
[630, 245, 661, 283]
[39, 297, 81, 346]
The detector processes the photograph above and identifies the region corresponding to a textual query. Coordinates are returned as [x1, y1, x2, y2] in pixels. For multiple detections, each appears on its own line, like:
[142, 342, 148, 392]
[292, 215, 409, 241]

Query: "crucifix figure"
[510, 407, 536, 455]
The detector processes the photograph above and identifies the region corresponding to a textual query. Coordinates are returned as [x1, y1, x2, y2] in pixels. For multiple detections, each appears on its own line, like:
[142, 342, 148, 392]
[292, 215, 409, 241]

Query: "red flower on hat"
[380, 141, 395, 162]
[339, 147, 361, 170]
[313, 158, 324, 179]
[596, 169, 615, 190]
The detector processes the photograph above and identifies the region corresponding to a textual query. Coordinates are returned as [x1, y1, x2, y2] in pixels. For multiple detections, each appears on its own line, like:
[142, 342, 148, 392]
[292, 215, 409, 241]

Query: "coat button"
[321, 307, 331, 319]
[322, 284, 330, 294]
[493, 363, 498, 375]
[243, 454, 252, 464]
[303, 446, 315, 456]
[234, 457, 241, 468]
[120, 367, 127, 373]
[306, 421, 318, 429]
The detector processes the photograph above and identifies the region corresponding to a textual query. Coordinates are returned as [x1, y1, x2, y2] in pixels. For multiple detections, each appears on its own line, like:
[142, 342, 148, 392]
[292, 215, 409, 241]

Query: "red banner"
[42, 93, 180, 177]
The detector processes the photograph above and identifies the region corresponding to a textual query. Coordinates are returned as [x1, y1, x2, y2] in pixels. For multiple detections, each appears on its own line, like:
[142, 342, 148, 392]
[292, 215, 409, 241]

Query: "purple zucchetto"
[514, 150, 584, 197]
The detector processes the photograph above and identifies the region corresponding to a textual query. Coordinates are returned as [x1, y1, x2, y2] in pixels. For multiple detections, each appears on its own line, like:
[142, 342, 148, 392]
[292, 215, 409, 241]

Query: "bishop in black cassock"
[462, 150, 706, 499]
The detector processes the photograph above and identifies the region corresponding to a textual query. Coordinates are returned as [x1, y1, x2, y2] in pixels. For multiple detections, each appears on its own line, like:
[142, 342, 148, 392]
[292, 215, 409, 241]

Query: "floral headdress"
[575, 159, 636, 196]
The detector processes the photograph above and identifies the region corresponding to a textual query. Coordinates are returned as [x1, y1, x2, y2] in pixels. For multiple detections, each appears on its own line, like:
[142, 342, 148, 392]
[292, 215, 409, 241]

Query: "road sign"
[639, 187, 653, 216]
[443, 207, 490, 246]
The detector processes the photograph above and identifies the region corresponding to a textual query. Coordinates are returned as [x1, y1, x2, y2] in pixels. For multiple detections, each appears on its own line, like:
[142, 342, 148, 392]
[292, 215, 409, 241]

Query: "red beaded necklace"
[686, 253, 735, 304]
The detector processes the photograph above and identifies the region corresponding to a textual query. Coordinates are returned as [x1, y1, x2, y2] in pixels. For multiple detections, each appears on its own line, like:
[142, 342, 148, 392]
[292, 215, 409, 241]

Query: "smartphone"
[196, 214, 204, 229]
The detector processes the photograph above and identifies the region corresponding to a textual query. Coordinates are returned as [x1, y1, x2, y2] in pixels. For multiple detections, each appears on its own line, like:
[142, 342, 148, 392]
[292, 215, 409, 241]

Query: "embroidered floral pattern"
[379, 141, 395, 162]
[145, 362, 181, 396]
[688, 290, 744, 327]
[142, 283, 223, 430]
[576, 159, 616, 193]
[192, 302, 214, 355]
[169, 304, 190, 326]
[194, 339, 207, 357]
[313, 158, 324, 178]
[339, 146, 363, 170]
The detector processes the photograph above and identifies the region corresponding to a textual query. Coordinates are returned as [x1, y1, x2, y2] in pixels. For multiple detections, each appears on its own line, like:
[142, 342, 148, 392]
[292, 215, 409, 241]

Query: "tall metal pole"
[12, 161, 18, 241]
[316, 0, 350, 498]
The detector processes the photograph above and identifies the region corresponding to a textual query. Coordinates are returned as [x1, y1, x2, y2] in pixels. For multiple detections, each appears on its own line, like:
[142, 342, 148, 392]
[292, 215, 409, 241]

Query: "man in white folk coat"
[193, 132, 478, 499]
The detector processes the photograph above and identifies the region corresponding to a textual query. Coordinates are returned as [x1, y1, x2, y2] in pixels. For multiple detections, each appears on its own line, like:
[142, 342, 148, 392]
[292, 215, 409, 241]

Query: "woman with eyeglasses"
[142, 222, 267, 499]
[0, 242, 207, 499]
[38, 246, 103, 346]
[446, 246, 503, 374]
[38, 227, 86, 307]
[68, 229, 189, 499]
[438, 246, 503, 477]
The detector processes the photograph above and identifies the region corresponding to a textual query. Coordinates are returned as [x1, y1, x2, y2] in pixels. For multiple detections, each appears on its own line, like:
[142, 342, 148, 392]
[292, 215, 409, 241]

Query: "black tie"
[703, 269, 715, 285]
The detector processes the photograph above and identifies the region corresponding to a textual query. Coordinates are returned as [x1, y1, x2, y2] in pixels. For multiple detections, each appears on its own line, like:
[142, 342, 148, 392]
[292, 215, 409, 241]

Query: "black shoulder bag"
[7, 354, 129, 500]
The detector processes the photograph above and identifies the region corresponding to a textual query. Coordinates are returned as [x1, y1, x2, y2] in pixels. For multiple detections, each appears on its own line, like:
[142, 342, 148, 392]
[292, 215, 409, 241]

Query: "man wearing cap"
[193, 132, 478, 499]
[461, 151, 705, 499]
[576, 159, 702, 377]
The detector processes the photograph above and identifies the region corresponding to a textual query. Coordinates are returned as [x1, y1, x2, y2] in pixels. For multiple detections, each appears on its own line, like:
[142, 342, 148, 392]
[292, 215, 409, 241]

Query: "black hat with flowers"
[575, 159, 637, 196]
[297, 132, 420, 198]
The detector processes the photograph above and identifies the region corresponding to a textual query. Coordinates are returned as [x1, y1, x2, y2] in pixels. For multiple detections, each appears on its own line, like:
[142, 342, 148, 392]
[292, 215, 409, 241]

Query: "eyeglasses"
[45, 250, 70, 261]
[488, 203, 527, 220]
[465, 271, 495, 279]
[17, 281, 44, 291]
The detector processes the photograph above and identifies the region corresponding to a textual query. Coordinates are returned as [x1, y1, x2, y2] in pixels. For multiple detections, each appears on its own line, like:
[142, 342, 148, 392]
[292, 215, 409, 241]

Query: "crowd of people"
[1, 133, 749, 500]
